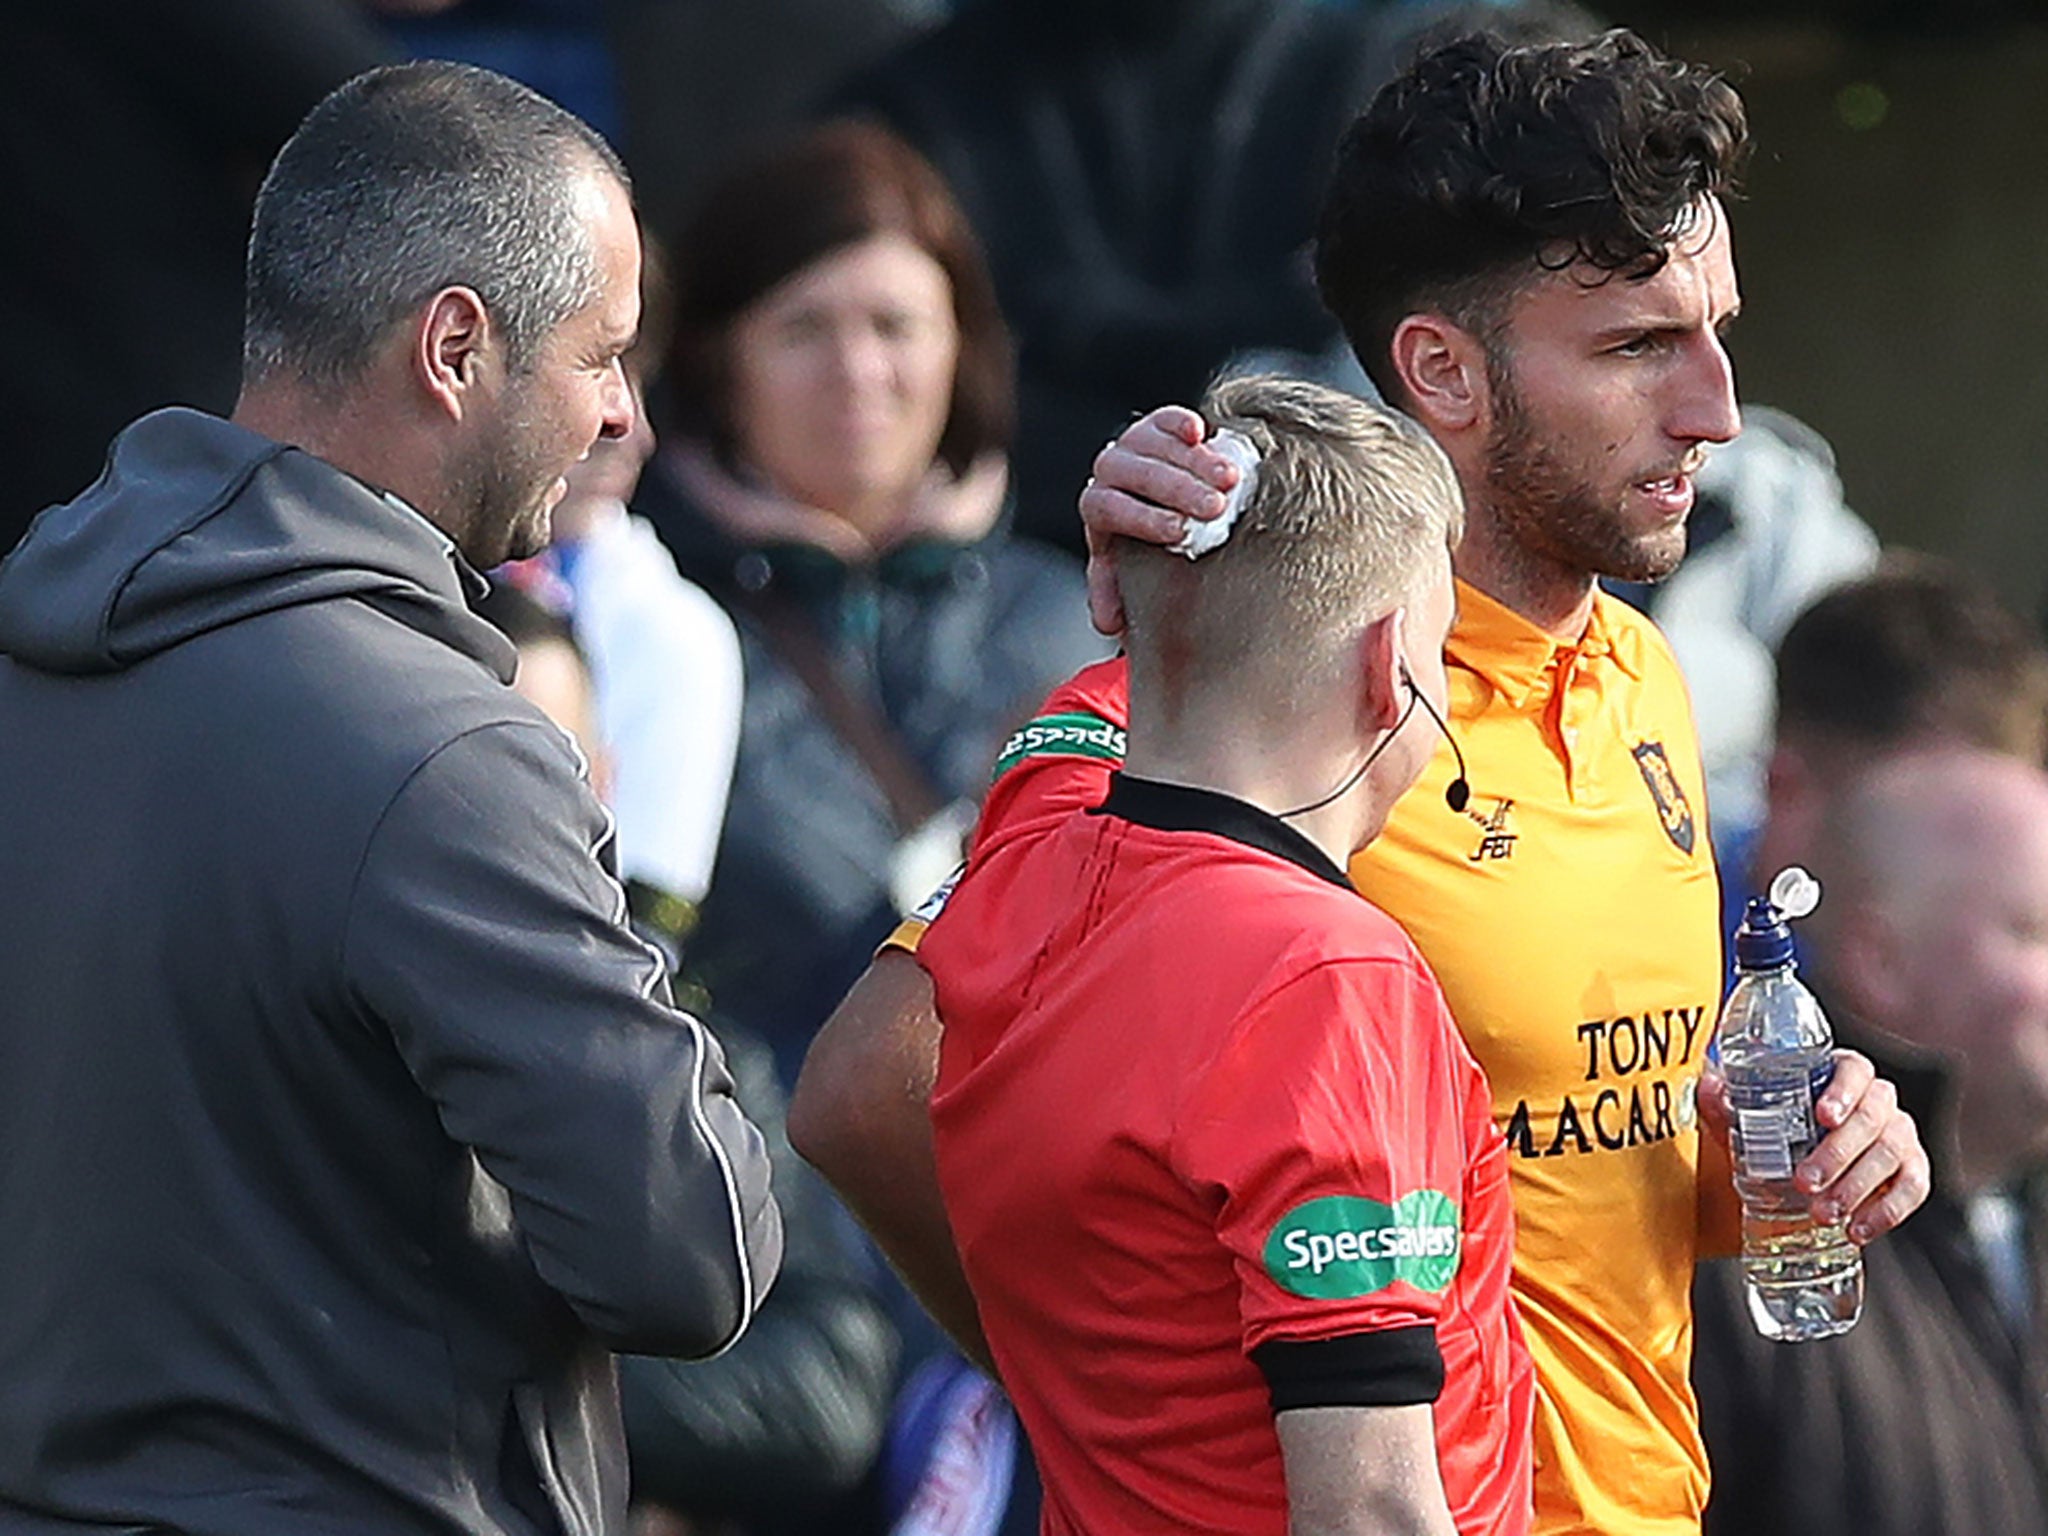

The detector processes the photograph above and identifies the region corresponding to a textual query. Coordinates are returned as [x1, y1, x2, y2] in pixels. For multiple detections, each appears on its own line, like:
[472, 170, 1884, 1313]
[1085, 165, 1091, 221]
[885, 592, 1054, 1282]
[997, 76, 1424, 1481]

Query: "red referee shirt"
[921, 774, 1533, 1536]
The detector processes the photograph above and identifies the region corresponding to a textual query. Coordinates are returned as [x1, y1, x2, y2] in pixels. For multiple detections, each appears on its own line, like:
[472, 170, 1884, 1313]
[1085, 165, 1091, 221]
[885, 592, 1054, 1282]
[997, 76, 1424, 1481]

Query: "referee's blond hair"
[1119, 374, 1463, 720]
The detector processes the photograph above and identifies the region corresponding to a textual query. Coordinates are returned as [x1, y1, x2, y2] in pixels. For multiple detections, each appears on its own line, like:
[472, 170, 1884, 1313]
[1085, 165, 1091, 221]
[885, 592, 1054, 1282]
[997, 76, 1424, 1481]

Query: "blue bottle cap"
[1734, 895, 1795, 971]
[1733, 866, 1822, 972]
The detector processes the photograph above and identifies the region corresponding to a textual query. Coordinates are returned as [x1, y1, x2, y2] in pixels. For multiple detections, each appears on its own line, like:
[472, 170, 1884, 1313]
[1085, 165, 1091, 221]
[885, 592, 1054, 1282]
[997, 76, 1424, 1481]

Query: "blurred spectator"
[474, 581, 616, 804]
[1611, 406, 1880, 870]
[1750, 551, 2048, 895]
[1694, 748, 2048, 1536]
[0, 0, 391, 554]
[497, 250, 745, 966]
[637, 119, 1105, 1087]
[479, 579, 902, 1536]
[1694, 561, 2048, 1528]
[837, 0, 1595, 549]
[536, 397, 743, 956]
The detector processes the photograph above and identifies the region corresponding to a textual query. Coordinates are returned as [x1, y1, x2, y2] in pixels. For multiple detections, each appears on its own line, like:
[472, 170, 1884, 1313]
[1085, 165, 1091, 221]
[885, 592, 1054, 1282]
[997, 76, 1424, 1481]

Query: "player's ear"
[1356, 608, 1408, 737]
[1390, 313, 1488, 437]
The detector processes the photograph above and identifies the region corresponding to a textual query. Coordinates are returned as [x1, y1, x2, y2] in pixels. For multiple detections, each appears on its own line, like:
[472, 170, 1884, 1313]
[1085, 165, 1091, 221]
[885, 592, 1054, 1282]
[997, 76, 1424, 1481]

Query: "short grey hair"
[1120, 375, 1464, 707]
[243, 61, 630, 391]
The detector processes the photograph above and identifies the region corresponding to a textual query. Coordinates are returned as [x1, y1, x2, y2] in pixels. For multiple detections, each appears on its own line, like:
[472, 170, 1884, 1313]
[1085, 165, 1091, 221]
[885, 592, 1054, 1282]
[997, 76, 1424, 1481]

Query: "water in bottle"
[1719, 865, 1864, 1342]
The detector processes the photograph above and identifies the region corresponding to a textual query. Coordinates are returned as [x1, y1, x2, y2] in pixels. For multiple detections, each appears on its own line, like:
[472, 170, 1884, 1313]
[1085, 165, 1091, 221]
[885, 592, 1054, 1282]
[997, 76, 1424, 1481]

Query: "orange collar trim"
[1446, 580, 1647, 708]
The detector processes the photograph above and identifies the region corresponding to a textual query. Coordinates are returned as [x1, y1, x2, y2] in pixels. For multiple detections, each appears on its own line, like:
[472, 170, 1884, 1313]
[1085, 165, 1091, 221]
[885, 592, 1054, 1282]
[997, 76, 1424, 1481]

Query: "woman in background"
[641, 119, 1104, 1088]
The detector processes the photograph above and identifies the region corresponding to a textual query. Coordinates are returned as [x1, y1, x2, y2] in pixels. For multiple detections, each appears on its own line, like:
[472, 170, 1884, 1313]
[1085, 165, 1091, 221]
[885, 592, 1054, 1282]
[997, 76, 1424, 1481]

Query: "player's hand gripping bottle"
[1719, 866, 1864, 1342]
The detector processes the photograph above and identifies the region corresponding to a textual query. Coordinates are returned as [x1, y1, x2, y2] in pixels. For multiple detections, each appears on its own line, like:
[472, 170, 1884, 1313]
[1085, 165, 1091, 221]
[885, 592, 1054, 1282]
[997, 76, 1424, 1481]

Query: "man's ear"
[1388, 313, 1490, 437]
[1832, 905, 1909, 1025]
[414, 286, 494, 422]
[1756, 743, 1820, 877]
[1356, 608, 1409, 737]
[1764, 743, 1813, 819]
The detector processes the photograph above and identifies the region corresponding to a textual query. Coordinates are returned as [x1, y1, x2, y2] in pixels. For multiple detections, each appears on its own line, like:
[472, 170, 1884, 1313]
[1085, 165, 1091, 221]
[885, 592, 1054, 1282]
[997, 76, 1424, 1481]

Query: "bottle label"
[1728, 1059, 1835, 1180]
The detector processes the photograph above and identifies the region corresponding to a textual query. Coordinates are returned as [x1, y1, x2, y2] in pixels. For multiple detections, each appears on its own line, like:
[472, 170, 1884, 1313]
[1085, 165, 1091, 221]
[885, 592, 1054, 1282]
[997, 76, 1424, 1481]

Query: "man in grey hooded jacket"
[0, 61, 781, 1536]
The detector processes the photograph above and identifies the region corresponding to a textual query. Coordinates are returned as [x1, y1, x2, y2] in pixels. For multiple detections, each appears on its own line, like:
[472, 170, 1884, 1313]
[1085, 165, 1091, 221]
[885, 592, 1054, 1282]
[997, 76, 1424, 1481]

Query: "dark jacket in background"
[0, 0, 390, 553]
[637, 456, 1105, 1085]
[1694, 1030, 2048, 1536]
[0, 409, 782, 1536]
[621, 1024, 899, 1534]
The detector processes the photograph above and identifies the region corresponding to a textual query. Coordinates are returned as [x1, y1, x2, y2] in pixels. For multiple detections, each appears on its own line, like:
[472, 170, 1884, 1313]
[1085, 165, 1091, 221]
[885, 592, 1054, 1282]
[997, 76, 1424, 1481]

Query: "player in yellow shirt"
[1359, 583, 1720, 1531]
[792, 28, 1930, 1536]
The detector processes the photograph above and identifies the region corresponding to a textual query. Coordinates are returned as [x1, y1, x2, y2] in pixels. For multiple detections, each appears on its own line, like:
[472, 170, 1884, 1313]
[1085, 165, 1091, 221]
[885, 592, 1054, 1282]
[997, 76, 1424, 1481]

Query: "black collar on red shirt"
[1093, 773, 1353, 891]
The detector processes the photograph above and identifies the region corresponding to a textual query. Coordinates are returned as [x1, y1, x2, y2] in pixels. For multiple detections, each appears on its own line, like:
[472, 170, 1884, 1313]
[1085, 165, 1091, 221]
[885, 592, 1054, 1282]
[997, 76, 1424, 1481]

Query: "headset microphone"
[1404, 673, 1472, 812]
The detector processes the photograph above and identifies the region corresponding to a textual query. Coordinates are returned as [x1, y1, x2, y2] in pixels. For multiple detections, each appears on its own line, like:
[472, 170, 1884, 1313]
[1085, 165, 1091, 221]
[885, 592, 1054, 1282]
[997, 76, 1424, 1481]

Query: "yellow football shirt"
[1349, 582, 1722, 1535]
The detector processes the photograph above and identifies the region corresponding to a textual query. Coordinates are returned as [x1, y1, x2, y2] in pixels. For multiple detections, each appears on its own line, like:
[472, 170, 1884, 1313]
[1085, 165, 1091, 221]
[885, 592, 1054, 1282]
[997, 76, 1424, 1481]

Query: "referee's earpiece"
[1401, 664, 1472, 813]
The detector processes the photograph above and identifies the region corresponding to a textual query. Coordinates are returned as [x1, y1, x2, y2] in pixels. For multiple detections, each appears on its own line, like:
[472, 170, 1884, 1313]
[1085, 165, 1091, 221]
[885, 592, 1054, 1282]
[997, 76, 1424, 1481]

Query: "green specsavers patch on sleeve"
[1262, 1191, 1462, 1298]
[991, 711, 1127, 782]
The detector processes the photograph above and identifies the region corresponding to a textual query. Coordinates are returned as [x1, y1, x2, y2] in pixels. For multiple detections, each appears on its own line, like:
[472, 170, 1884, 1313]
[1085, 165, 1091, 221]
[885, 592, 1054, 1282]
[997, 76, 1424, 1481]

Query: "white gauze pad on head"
[1169, 427, 1261, 560]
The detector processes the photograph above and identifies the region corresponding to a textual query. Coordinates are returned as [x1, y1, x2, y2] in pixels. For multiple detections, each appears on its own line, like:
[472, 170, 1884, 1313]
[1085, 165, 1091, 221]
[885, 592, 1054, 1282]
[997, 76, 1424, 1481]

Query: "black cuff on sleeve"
[1251, 1326, 1445, 1413]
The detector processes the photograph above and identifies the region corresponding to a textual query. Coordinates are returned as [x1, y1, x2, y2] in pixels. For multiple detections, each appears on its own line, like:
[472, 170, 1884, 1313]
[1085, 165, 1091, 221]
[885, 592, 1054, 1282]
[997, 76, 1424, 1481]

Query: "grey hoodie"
[0, 409, 782, 1535]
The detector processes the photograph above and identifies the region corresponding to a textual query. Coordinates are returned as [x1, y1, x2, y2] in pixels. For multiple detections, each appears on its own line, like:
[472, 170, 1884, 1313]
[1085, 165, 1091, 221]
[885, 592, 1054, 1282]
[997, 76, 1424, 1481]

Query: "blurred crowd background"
[9, 2, 2048, 1534]
[16, 1, 2048, 613]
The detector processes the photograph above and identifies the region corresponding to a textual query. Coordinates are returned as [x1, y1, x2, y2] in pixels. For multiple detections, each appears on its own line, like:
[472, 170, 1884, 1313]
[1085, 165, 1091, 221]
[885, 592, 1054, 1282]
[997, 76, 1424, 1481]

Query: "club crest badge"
[1632, 740, 1696, 854]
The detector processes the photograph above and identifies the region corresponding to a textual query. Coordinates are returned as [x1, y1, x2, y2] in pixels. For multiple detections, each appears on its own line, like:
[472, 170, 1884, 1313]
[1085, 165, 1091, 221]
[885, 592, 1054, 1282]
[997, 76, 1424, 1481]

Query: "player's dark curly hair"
[1316, 28, 1750, 402]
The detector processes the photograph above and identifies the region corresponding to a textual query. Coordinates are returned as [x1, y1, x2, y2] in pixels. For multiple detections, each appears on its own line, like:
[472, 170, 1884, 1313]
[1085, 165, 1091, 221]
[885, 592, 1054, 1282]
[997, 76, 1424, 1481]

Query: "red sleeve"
[884, 658, 1131, 954]
[974, 657, 1131, 854]
[1174, 957, 1468, 1360]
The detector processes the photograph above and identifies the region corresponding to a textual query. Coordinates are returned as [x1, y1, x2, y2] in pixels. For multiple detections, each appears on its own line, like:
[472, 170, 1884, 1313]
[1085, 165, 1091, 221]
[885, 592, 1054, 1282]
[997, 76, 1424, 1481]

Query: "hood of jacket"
[0, 406, 514, 681]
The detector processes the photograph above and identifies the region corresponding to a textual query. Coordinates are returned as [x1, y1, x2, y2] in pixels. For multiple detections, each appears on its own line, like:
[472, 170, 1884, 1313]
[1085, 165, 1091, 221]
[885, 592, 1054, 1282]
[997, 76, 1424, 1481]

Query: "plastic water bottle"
[1719, 865, 1864, 1342]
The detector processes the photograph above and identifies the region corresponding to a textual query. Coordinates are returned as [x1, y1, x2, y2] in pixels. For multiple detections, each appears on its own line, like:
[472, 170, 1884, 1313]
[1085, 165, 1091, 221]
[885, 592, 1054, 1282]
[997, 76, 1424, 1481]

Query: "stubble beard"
[452, 384, 558, 570]
[1480, 361, 1688, 589]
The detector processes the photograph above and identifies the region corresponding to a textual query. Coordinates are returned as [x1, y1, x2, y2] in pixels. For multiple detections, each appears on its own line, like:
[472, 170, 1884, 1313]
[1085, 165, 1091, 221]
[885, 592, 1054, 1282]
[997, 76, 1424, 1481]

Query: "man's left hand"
[1699, 1049, 1930, 1244]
